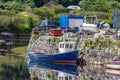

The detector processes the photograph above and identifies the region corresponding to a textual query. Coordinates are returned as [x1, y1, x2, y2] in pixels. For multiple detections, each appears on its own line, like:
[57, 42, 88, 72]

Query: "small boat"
[81, 23, 99, 33]
[105, 69, 120, 77]
[105, 61, 120, 70]
[28, 41, 79, 63]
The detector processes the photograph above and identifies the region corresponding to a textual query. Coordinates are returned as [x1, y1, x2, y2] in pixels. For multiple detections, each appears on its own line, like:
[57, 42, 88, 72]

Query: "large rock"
[0, 40, 7, 49]
[0, 40, 8, 55]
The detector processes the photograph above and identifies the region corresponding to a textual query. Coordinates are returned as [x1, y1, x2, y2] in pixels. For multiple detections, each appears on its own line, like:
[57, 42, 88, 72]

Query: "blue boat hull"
[28, 50, 79, 62]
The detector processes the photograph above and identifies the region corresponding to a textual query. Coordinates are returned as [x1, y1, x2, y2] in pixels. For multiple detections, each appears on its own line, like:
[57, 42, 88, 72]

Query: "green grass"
[11, 46, 28, 55]
[0, 46, 28, 64]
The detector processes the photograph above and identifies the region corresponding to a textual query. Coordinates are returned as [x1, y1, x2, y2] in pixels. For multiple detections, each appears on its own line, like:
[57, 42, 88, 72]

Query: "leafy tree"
[33, 0, 44, 7]
[58, 0, 80, 7]
[1, 0, 11, 2]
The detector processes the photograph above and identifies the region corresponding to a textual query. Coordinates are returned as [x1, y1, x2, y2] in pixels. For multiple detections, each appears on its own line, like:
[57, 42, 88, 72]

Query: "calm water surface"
[0, 54, 120, 80]
[0, 54, 30, 80]
[1, 34, 120, 80]
[28, 61, 120, 80]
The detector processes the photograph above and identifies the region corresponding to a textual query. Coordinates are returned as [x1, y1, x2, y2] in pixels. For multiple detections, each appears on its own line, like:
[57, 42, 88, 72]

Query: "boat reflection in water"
[28, 61, 120, 80]
[78, 63, 120, 80]
[28, 61, 78, 80]
[105, 69, 120, 80]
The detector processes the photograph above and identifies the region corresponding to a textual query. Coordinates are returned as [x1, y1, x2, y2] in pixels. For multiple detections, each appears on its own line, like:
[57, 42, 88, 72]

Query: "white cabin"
[58, 72, 78, 80]
[58, 42, 77, 53]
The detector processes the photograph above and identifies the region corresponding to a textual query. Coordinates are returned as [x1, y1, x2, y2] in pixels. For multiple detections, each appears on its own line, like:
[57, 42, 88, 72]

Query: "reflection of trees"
[0, 63, 30, 80]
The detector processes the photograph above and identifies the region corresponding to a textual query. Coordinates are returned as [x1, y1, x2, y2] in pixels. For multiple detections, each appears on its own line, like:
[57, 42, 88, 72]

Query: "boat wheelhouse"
[59, 42, 77, 53]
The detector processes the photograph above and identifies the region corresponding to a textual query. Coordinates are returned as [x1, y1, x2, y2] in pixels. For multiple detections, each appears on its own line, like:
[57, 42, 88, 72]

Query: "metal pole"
[83, 0, 85, 16]
[116, 9, 118, 38]
[116, 9, 118, 32]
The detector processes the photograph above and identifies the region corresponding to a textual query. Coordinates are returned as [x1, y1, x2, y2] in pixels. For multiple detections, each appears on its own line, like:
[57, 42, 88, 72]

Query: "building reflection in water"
[28, 61, 120, 80]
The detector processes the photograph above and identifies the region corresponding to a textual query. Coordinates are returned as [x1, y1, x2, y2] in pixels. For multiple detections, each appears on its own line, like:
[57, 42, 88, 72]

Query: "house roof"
[44, 0, 57, 7]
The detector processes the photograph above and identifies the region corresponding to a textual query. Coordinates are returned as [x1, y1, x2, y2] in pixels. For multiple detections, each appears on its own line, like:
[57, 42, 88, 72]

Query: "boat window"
[60, 44, 62, 48]
[62, 77, 64, 80]
[65, 76, 68, 80]
[59, 76, 61, 80]
[62, 44, 64, 48]
[70, 44, 73, 49]
[69, 76, 72, 80]
[60, 43, 64, 48]
[65, 44, 69, 48]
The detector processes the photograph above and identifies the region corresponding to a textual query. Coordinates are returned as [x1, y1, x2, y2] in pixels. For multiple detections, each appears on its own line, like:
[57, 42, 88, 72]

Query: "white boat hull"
[106, 64, 120, 69]
[105, 61, 120, 70]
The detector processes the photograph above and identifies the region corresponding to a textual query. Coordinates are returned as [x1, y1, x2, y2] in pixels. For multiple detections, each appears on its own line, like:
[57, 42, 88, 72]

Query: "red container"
[50, 29, 62, 36]
[64, 29, 74, 34]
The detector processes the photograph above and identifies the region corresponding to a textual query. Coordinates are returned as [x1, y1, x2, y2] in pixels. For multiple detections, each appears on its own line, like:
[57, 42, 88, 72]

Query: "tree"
[58, 0, 80, 7]
[33, 0, 44, 7]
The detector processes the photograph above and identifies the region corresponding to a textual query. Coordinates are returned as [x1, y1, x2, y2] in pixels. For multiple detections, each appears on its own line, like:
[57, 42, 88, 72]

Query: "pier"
[26, 24, 120, 80]
[27, 28, 120, 66]
[27, 28, 94, 53]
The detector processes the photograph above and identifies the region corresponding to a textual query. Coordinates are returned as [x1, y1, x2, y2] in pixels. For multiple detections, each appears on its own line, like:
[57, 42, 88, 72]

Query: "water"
[0, 54, 120, 80]
[0, 48, 119, 80]
[0, 34, 30, 80]
[0, 35, 120, 80]
[28, 61, 120, 80]
[0, 55, 30, 80]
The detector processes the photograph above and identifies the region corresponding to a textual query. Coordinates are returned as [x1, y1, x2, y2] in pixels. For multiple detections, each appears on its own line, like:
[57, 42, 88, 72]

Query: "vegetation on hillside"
[0, 0, 120, 34]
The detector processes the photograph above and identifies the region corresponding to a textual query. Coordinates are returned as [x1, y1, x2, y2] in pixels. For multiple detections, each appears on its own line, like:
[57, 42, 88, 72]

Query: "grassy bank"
[0, 45, 28, 64]
[11, 45, 28, 55]
[0, 45, 30, 79]
[0, 55, 26, 64]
